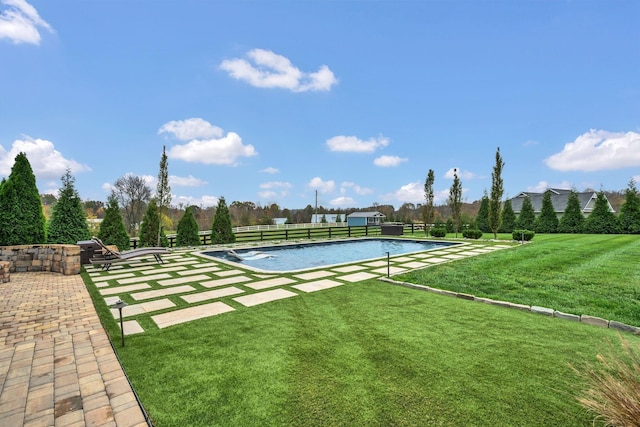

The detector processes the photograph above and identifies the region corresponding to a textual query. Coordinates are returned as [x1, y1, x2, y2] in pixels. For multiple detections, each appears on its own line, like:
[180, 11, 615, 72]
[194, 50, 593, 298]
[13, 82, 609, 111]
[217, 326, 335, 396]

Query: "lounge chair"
[89, 237, 171, 270]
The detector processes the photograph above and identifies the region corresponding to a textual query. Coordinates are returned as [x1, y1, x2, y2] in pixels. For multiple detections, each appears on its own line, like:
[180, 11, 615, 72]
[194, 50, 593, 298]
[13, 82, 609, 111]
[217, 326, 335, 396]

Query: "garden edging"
[379, 277, 640, 335]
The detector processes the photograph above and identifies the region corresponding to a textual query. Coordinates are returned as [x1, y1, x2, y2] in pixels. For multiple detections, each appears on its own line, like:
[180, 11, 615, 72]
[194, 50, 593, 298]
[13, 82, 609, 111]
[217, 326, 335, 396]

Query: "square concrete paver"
[177, 266, 222, 275]
[130, 285, 195, 301]
[215, 269, 245, 277]
[391, 256, 415, 262]
[181, 287, 245, 304]
[157, 275, 210, 287]
[122, 321, 144, 335]
[99, 284, 150, 296]
[117, 274, 172, 285]
[140, 265, 187, 274]
[245, 277, 297, 290]
[233, 289, 298, 307]
[422, 257, 448, 263]
[331, 265, 367, 273]
[372, 266, 406, 275]
[152, 301, 235, 328]
[362, 260, 388, 267]
[442, 254, 466, 260]
[336, 272, 379, 282]
[89, 272, 135, 282]
[293, 270, 335, 280]
[398, 261, 429, 269]
[292, 279, 343, 293]
[200, 276, 252, 288]
[110, 298, 176, 318]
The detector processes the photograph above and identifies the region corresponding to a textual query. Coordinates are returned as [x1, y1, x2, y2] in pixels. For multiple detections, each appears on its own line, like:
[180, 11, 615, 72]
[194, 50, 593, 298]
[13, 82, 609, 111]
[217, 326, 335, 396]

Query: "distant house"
[346, 211, 386, 226]
[272, 217, 288, 225]
[508, 188, 615, 218]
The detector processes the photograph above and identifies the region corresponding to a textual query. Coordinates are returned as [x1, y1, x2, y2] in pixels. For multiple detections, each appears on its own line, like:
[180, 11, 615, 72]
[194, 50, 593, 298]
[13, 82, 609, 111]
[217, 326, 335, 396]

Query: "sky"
[1, 0, 639, 210]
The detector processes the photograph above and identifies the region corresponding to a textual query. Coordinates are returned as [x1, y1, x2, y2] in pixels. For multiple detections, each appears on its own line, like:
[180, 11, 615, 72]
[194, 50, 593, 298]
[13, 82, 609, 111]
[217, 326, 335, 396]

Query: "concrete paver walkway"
[0, 272, 147, 427]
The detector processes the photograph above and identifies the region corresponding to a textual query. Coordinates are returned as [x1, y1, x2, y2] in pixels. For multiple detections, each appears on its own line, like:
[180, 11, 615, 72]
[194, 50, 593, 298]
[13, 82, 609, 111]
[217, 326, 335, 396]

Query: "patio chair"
[89, 237, 171, 270]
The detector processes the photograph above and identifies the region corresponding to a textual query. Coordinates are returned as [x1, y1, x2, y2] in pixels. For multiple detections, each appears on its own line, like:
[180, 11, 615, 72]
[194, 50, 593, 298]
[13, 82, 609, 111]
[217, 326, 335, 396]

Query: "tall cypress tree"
[176, 206, 201, 247]
[558, 190, 584, 233]
[618, 178, 640, 234]
[423, 169, 435, 235]
[488, 147, 505, 239]
[584, 191, 618, 234]
[211, 197, 236, 244]
[499, 199, 516, 233]
[448, 169, 462, 237]
[516, 196, 536, 230]
[47, 169, 91, 244]
[156, 146, 171, 246]
[535, 190, 559, 233]
[475, 192, 490, 232]
[0, 153, 46, 245]
[98, 193, 130, 250]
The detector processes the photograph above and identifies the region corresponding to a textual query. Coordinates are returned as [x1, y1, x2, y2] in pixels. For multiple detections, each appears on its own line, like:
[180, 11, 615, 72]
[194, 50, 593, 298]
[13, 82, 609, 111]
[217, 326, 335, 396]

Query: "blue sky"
[1, 1, 639, 210]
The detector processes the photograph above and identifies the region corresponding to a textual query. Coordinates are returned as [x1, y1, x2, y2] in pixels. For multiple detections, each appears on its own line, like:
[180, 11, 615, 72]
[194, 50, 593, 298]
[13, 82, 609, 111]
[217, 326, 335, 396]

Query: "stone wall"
[0, 261, 9, 282]
[0, 245, 81, 275]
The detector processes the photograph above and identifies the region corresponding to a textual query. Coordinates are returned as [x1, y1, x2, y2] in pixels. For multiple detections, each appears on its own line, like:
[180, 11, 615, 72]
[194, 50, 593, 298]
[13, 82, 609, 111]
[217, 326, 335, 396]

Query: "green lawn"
[397, 234, 640, 326]
[83, 234, 640, 426]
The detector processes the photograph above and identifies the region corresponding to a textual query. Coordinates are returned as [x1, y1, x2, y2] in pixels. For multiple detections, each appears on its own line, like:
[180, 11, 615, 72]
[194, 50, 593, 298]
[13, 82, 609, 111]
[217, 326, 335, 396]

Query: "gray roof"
[507, 188, 613, 213]
[347, 211, 386, 218]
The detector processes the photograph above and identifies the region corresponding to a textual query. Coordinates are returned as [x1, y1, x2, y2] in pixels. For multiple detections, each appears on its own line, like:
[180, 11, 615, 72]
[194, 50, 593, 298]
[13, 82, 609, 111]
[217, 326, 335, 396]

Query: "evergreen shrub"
[513, 229, 535, 241]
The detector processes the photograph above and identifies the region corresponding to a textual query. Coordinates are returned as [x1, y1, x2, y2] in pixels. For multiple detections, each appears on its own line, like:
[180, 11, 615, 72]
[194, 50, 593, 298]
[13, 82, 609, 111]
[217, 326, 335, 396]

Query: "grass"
[396, 234, 640, 326]
[82, 234, 640, 426]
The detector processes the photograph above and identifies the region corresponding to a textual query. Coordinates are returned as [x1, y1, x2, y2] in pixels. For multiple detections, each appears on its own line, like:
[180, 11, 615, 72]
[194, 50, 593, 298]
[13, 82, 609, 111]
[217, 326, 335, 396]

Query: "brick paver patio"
[0, 272, 148, 427]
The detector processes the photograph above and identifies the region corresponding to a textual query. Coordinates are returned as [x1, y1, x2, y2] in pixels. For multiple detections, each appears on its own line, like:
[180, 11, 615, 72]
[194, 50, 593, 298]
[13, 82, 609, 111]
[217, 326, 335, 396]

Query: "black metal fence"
[129, 223, 427, 249]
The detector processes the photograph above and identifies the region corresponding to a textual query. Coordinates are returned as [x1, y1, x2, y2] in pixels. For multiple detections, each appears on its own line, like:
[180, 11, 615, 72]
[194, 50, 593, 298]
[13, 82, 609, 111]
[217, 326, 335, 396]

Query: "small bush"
[430, 227, 446, 238]
[462, 229, 483, 239]
[513, 229, 535, 241]
[572, 335, 640, 427]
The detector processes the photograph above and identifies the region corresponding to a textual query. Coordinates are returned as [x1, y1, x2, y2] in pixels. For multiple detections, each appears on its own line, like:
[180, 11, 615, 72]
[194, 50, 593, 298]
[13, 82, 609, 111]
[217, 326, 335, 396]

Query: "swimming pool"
[201, 238, 460, 272]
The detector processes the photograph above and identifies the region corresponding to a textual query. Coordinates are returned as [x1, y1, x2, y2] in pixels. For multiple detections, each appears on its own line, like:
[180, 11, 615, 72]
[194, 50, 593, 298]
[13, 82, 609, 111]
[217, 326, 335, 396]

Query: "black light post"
[387, 251, 390, 278]
[110, 300, 128, 347]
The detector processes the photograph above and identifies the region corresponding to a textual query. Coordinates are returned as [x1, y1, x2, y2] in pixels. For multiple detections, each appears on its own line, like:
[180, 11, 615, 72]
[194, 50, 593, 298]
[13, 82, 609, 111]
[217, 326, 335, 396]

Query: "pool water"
[202, 238, 459, 272]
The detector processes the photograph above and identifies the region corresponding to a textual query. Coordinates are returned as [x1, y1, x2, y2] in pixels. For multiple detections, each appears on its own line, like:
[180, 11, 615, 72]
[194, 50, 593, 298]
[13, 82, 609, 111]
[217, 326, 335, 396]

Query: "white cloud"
[258, 181, 292, 200]
[526, 180, 573, 193]
[329, 196, 356, 207]
[260, 181, 292, 190]
[341, 181, 372, 195]
[545, 129, 640, 171]
[326, 135, 389, 153]
[219, 49, 338, 92]
[170, 175, 207, 187]
[167, 132, 257, 165]
[0, 0, 53, 45]
[523, 140, 539, 147]
[260, 166, 279, 174]
[0, 137, 90, 180]
[380, 181, 424, 205]
[158, 118, 223, 141]
[374, 155, 407, 167]
[444, 167, 476, 180]
[172, 194, 219, 208]
[308, 176, 335, 193]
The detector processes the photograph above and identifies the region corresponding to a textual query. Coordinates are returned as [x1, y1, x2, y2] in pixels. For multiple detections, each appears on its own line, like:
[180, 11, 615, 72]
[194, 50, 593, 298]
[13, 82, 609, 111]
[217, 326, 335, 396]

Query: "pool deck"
[0, 272, 147, 427]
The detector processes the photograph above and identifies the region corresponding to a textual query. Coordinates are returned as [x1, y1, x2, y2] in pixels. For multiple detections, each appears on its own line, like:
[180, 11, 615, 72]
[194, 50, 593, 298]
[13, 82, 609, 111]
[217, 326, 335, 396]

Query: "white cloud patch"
[545, 129, 640, 171]
[220, 49, 338, 92]
[380, 181, 424, 205]
[0, 0, 53, 45]
[444, 167, 476, 180]
[172, 194, 219, 208]
[526, 180, 573, 193]
[326, 135, 389, 153]
[341, 181, 372, 195]
[308, 176, 335, 194]
[260, 166, 279, 174]
[170, 175, 207, 187]
[0, 137, 90, 181]
[259, 181, 293, 200]
[373, 155, 407, 167]
[158, 118, 223, 141]
[329, 196, 356, 207]
[160, 118, 257, 165]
